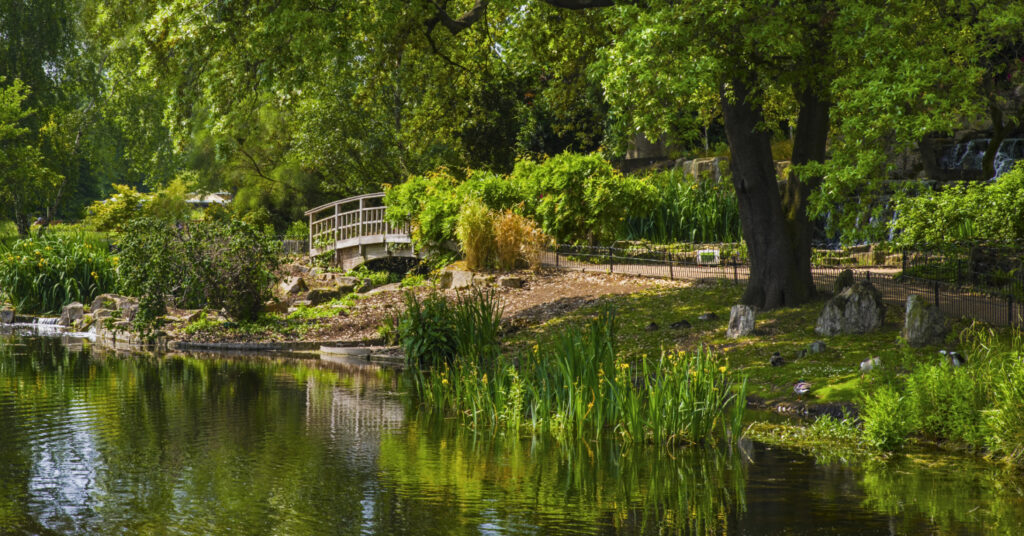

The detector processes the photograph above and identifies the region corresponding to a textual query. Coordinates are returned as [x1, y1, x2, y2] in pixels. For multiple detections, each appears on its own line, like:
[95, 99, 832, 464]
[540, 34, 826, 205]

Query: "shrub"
[493, 210, 549, 270]
[861, 385, 913, 451]
[512, 152, 657, 244]
[283, 220, 309, 240]
[456, 200, 496, 271]
[892, 162, 1024, 246]
[85, 184, 152, 233]
[383, 170, 461, 246]
[117, 217, 280, 330]
[397, 291, 457, 369]
[904, 364, 988, 449]
[0, 232, 116, 314]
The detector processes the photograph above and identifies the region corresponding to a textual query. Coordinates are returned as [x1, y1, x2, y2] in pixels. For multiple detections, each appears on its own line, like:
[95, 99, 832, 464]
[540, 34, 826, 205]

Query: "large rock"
[307, 286, 346, 306]
[726, 305, 757, 338]
[90, 293, 122, 312]
[449, 270, 476, 290]
[277, 276, 308, 297]
[58, 302, 85, 326]
[0, 307, 13, 324]
[902, 294, 948, 347]
[815, 281, 886, 336]
[498, 275, 525, 289]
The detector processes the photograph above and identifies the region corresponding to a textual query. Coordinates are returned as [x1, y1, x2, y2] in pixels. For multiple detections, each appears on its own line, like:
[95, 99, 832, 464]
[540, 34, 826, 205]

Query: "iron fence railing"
[540, 244, 1023, 328]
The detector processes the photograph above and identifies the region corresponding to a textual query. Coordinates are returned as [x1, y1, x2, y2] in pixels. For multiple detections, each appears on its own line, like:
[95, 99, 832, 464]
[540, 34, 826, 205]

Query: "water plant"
[403, 298, 747, 446]
[0, 231, 116, 314]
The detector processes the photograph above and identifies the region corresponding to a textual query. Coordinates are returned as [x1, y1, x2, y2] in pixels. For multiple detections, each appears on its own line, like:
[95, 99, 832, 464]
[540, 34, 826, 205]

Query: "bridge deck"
[305, 192, 414, 269]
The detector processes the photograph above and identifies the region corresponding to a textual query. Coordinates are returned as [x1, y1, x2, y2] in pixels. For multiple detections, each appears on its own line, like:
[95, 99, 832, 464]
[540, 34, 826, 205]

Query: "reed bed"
[626, 171, 742, 244]
[404, 292, 747, 446]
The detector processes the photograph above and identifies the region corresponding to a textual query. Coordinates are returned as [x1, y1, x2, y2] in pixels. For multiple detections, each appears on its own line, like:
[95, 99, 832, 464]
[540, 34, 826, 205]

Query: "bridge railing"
[304, 192, 411, 257]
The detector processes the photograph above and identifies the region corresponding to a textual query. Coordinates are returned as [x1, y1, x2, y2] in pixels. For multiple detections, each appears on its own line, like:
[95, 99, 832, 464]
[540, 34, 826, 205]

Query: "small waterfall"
[34, 317, 62, 326]
[939, 137, 1024, 178]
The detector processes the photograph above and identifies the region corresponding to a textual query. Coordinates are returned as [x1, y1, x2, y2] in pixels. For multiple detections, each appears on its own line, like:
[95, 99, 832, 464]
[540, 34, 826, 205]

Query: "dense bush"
[904, 365, 987, 449]
[385, 153, 657, 247]
[512, 153, 656, 244]
[625, 170, 742, 243]
[0, 232, 116, 314]
[987, 359, 1024, 464]
[86, 179, 194, 233]
[892, 162, 1024, 246]
[117, 218, 280, 329]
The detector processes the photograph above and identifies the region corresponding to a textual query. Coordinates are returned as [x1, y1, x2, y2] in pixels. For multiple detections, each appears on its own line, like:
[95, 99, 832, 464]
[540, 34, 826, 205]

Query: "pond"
[1, 334, 1023, 535]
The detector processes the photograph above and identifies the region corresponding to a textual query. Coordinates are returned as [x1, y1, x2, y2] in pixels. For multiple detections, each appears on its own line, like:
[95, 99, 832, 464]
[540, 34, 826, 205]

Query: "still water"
[1, 334, 1023, 535]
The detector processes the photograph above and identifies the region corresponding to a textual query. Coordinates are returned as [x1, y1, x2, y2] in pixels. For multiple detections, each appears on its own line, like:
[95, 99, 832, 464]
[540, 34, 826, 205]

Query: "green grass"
[505, 279, 939, 404]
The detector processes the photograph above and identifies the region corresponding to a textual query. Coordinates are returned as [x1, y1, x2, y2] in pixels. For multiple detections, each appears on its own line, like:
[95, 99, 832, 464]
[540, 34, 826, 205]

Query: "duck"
[860, 356, 881, 373]
[939, 350, 967, 367]
[793, 381, 811, 397]
[769, 352, 784, 367]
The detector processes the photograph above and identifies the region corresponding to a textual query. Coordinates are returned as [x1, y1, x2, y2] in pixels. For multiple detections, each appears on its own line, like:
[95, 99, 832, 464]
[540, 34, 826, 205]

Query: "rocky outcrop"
[726, 305, 756, 338]
[0, 307, 13, 324]
[58, 302, 84, 327]
[902, 294, 948, 347]
[277, 276, 308, 297]
[815, 281, 886, 336]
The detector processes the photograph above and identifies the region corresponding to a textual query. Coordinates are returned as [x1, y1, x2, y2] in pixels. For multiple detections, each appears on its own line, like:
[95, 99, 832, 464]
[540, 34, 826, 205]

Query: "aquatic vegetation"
[407, 303, 747, 446]
[860, 385, 912, 451]
[0, 231, 116, 314]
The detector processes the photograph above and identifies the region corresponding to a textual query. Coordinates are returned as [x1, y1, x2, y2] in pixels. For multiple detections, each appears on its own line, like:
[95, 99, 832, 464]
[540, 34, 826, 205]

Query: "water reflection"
[1, 335, 1024, 535]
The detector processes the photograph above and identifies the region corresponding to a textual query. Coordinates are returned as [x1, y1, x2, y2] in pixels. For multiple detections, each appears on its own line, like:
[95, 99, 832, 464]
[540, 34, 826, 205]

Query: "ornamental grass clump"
[455, 200, 496, 271]
[0, 232, 116, 314]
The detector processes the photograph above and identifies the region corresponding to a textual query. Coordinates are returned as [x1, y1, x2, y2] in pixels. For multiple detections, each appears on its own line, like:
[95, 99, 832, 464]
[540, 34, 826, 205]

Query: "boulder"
[118, 298, 139, 322]
[90, 293, 122, 312]
[833, 269, 855, 294]
[726, 305, 756, 338]
[438, 271, 454, 289]
[815, 281, 886, 336]
[807, 341, 827, 354]
[262, 300, 290, 314]
[498, 276, 525, 289]
[0, 307, 13, 324]
[902, 294, 948, 347]
[277, 276, 308, 297]
[58, 302, 85, 326]
[307, 286, 346, 306]
[449, 270, 476, 290]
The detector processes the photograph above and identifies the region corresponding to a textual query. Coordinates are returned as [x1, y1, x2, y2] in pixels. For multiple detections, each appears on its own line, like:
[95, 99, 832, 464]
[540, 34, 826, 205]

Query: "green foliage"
[85, 184, 151, 233]
[986, 358, 1024, 464]
[892, 164, 1024, 246]
[283, 220, 309, 240]
[860, 385, 912, 451]
[384, 170, 462, 247]
[492, 210, 549, 270]
[512, 152, 656, 244]
[0, 232, 115, 314]
[625, 170, 742, 243]
[405, 302, 746, 445]
[117, 218, 280, 330]
[904, 365, 988, 449]
[397, 292, 458, 369]
[455, 200, 496, 271]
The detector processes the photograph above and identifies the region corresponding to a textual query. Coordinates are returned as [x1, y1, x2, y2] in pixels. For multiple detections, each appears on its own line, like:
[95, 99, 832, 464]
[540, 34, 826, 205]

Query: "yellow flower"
[718, 366, 727, 373]
[481, 374, 488, 384]
[91, 271, 98, 279]
[587, 401, 594, 410]
[441, 378, 449, 385]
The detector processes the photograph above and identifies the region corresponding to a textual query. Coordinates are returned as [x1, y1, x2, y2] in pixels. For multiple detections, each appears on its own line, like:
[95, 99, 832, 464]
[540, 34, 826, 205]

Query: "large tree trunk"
[781, 88, 830, 303]
[721, 78, 818, 309]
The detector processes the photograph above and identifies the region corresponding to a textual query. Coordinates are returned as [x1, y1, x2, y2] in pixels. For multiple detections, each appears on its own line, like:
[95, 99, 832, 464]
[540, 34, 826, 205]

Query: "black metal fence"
[540, 243, 1024, 328]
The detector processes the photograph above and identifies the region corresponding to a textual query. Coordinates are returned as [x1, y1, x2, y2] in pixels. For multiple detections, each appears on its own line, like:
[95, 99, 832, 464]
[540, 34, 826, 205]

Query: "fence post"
[933, 280, 940, 306]
[667, 250, 674, 280]
[866, 270, 871, 282]
[1009, 296, 1014, 327]
[902, 250, 907, 273]
[608, 246, 613, 274]
[555, 247, 560, 268]
[733, 259, 739, 285]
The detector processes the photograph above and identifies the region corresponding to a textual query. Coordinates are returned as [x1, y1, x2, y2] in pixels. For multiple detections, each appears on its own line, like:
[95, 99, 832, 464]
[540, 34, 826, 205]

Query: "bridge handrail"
[306, 192, 411, 257]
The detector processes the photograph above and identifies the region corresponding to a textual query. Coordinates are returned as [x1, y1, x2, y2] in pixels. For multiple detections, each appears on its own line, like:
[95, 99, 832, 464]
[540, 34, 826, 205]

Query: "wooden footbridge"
[305, 193, 414, 270]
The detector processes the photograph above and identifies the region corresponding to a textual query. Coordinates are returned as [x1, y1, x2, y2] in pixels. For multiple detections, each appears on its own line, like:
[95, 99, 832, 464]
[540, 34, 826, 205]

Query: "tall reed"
[0, 231, 116, 314]
[626, 170, 742, 244]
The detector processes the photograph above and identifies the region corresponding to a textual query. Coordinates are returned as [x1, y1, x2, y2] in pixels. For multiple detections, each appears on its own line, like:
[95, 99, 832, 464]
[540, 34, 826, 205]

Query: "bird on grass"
[939, 350, 967, 367]
[770, 351, 784, 367]
[793, 381, 812, 398]
[860, 356, 881, 374]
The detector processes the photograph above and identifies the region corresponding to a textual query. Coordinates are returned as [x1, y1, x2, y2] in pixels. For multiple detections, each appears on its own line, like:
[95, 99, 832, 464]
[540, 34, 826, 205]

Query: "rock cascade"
[58, 302, 85, 327]
[726, 305, 756, 338]
[902, 294, 948, 347]
[815, 281, 886, 336]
